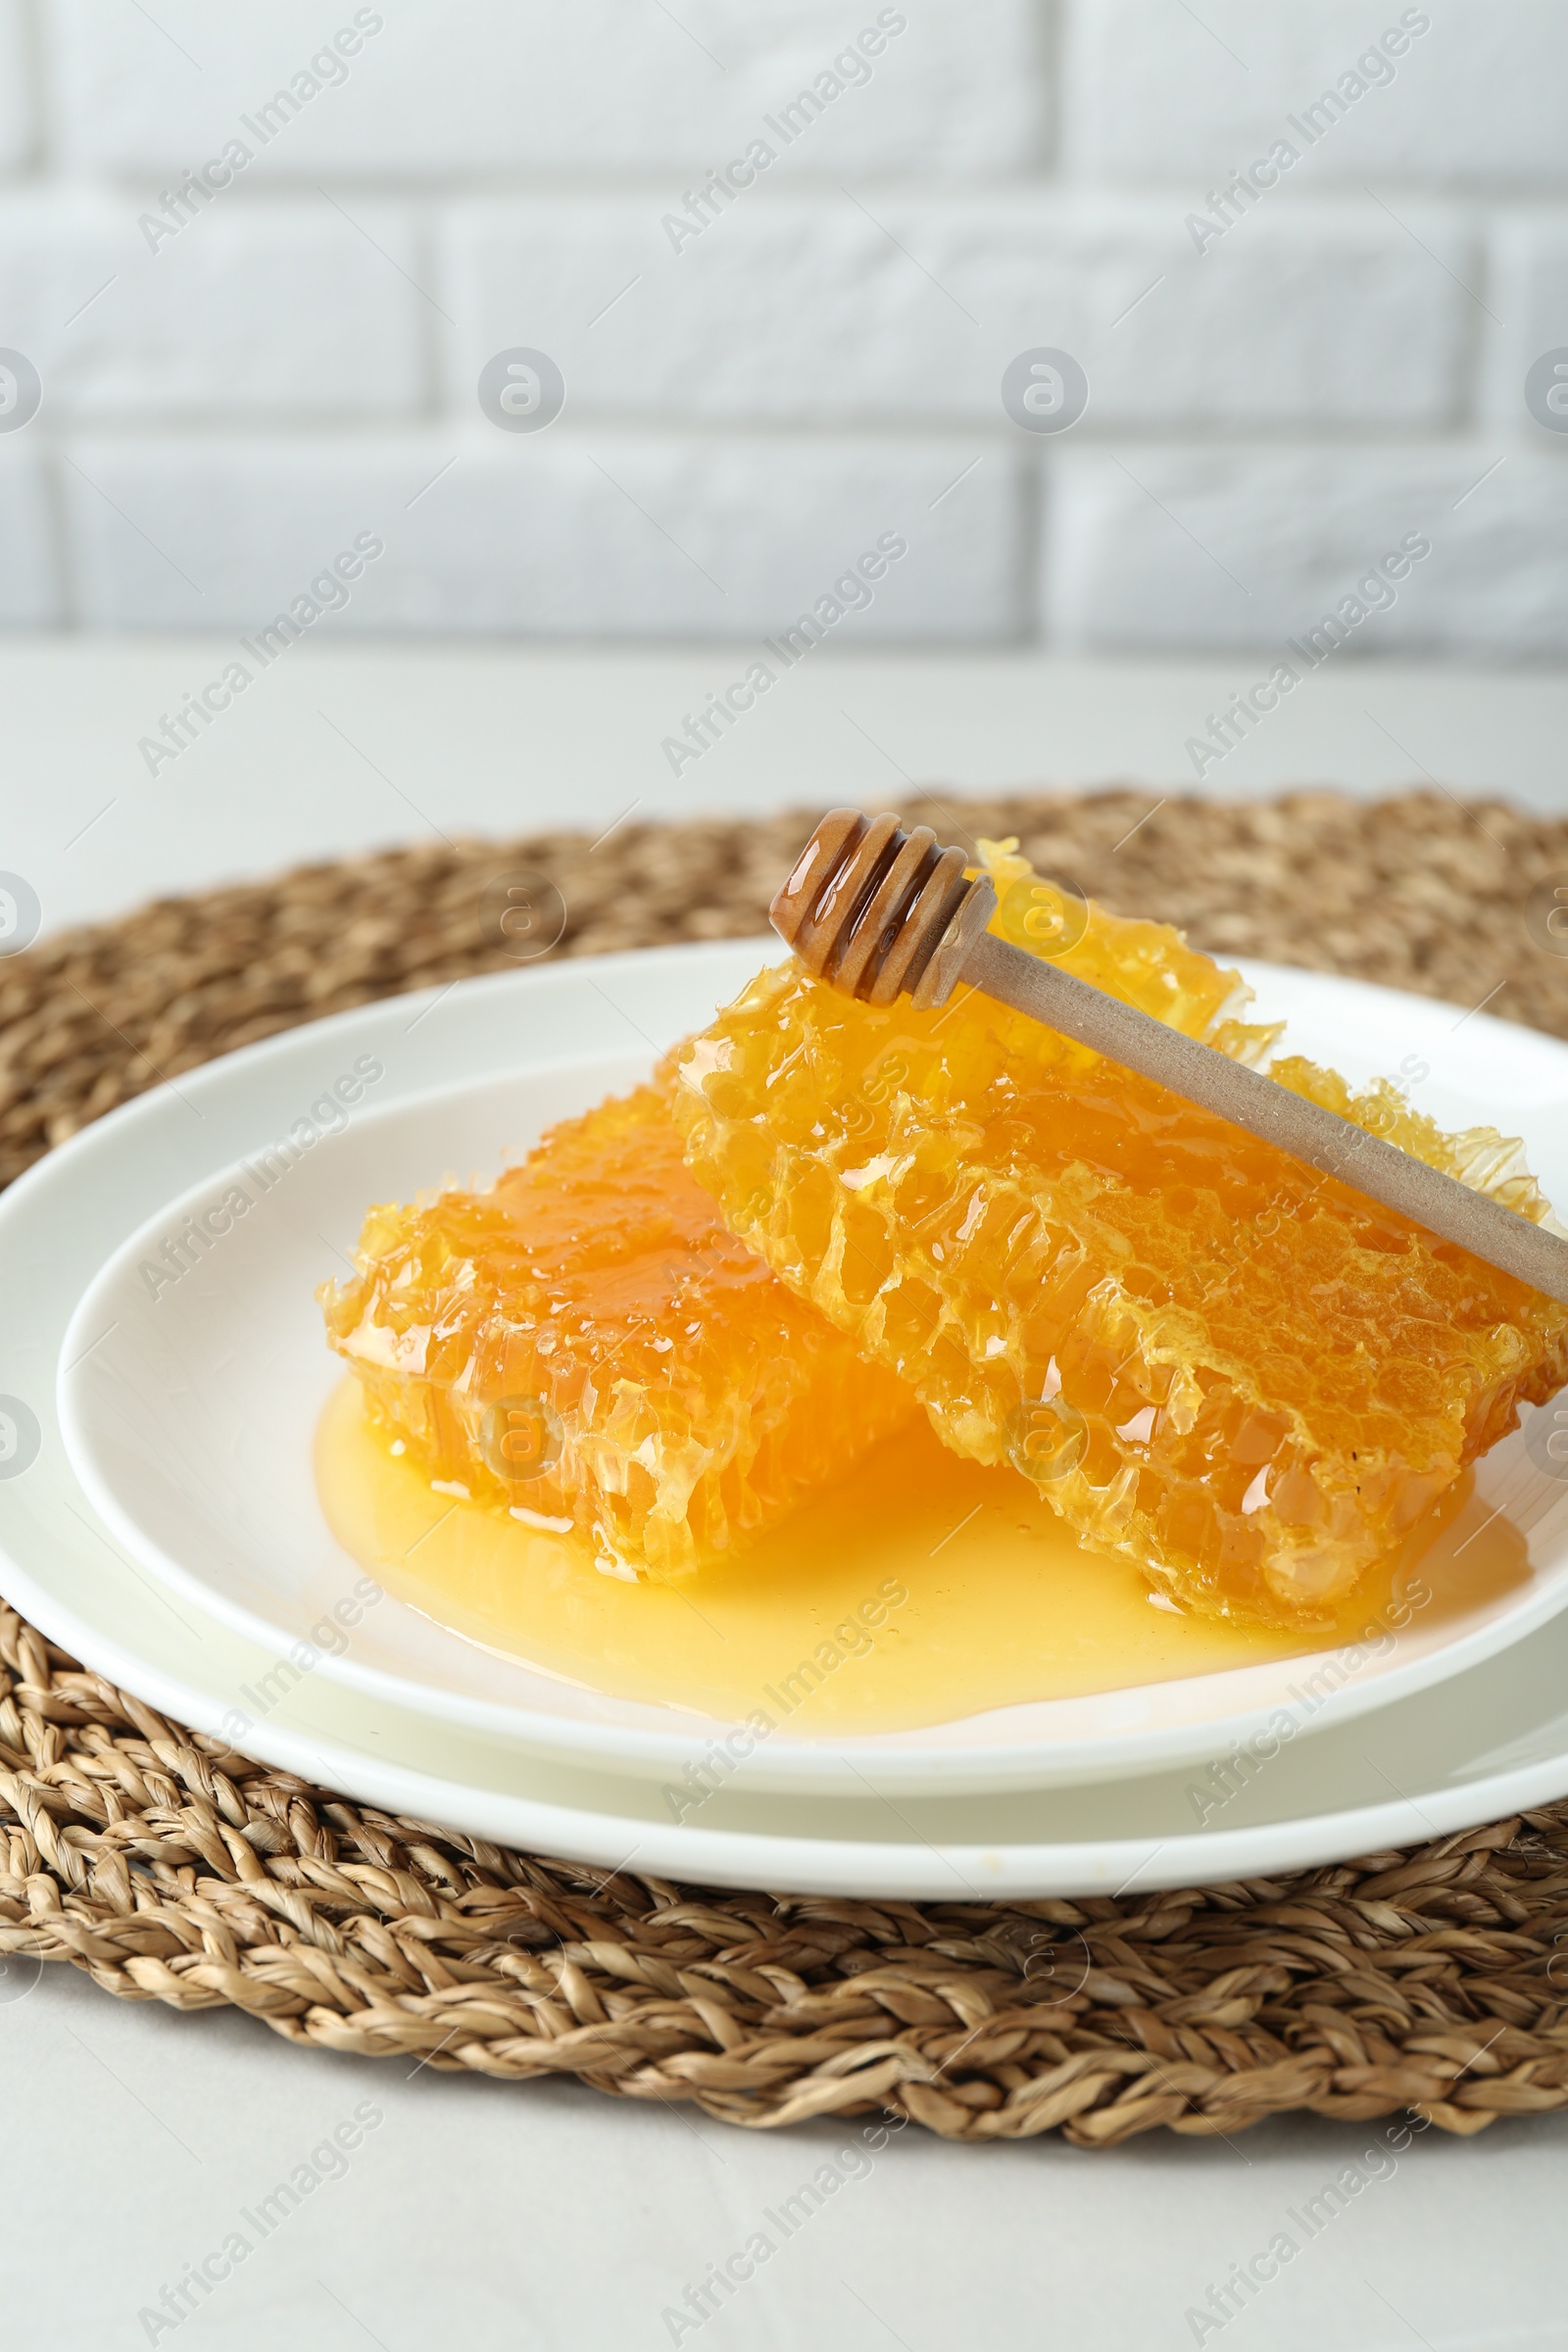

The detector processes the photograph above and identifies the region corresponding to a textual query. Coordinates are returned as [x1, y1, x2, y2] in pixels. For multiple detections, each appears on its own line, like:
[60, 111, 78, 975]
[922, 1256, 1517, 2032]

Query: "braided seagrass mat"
[5, 787, 1568, 2145]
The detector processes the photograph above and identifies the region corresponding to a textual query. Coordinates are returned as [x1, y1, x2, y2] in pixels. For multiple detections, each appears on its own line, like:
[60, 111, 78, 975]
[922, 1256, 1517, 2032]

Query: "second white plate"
[6, 949, 1568, 1894]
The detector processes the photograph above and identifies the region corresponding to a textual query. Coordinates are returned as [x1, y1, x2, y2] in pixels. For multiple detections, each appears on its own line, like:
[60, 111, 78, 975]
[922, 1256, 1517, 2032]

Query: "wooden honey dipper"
[770, 808, 1568, 1307]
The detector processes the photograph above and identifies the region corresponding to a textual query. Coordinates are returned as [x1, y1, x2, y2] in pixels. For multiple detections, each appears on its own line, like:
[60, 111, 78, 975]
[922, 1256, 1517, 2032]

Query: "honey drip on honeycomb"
[674, 841, 1568, 1624]
[318, 1081, 915, 1579]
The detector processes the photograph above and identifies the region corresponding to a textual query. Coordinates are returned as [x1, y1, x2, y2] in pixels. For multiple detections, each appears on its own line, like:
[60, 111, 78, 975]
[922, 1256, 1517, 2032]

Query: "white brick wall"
[1486, 219, 1568, 431]
[47, 0, 1041, 178]
[0, 457, 58, 624]
[1066, 1, 1568, 188]
[0, 0, 30, 172]
[1046, 448, 1568, 658]
[0, 193, 424, 416]
[64, 434, 1019, 636]
[1, 0, 1565, 653]
[444, 198, 1473, 428]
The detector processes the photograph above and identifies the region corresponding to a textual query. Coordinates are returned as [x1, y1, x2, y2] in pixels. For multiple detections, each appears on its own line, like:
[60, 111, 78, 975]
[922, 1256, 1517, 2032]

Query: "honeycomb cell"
[674, 839, 1568, 1624]
[318, 1079, 916, 1579]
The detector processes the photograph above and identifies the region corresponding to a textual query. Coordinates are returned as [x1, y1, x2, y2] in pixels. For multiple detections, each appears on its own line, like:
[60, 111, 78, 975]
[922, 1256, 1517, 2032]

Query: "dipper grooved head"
[768, 808, 997, 1008]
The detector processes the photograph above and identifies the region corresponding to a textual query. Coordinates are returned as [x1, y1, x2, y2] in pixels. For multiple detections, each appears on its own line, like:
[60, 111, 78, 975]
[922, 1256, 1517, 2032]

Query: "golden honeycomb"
[318, 1079, 916, 1579]
[674, 840, 1568, 1624]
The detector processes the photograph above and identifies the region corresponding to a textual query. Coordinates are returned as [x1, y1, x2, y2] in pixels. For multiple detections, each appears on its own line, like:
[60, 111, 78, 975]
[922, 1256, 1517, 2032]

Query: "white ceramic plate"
[5, 959, 1568, 1893]
[50, 945, 1568, 1796]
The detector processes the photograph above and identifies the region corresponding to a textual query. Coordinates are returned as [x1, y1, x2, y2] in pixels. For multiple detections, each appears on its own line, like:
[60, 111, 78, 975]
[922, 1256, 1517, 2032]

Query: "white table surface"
[6, 638, 1568, 935]
[4, 640, 1567, 2352]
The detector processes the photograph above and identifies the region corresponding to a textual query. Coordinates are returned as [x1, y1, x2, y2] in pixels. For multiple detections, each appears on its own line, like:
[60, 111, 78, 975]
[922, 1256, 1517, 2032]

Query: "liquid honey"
[315, 1377, 1531, 1732]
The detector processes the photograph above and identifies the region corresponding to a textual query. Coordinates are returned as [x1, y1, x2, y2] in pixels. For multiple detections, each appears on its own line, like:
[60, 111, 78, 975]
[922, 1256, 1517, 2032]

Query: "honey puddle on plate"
[315, 1376, 1532, 1731]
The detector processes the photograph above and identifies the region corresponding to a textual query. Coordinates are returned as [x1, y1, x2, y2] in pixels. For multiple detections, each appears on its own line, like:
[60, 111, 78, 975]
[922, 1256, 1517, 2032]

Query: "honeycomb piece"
[674, 839, 1568, 1624]
[318, 1080, 916, 1579]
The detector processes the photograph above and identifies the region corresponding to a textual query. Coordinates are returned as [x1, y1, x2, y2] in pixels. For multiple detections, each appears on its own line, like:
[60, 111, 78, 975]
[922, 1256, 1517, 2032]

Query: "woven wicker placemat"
[4, 787, 1568, 2145]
